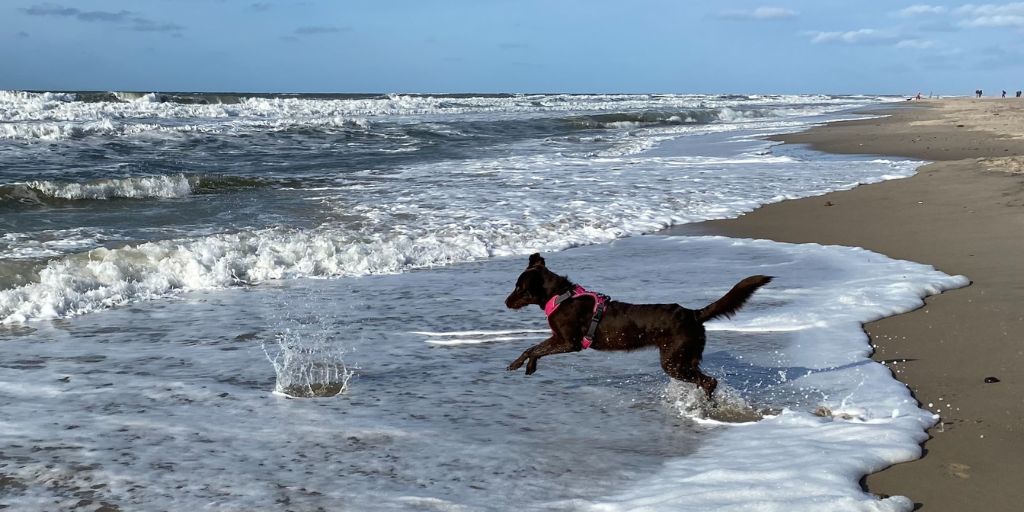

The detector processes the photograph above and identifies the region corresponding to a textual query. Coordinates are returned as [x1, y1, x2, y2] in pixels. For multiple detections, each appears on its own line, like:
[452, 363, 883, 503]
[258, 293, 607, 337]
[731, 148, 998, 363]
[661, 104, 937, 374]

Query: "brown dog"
[505, 253, 771, 398]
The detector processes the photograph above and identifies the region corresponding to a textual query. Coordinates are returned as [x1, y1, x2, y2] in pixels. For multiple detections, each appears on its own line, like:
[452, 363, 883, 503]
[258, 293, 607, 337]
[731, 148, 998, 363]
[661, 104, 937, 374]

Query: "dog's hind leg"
[660, 355, 718, 399]
[507, 336, 576, 375]
[691, 370, 718, 399]
[659, 341, 718, 399]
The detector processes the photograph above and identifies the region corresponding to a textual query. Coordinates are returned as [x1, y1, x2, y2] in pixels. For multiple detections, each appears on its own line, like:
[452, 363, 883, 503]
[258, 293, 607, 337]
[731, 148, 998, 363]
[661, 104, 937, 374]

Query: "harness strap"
[543, 285, 609, 350]
[583, 301, 606, 349]
[544, 289, 576, 317]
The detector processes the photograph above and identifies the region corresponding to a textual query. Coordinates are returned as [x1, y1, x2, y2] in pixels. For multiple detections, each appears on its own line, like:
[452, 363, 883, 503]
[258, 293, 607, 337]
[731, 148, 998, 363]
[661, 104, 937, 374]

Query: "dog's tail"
[696, 275, 772, 323]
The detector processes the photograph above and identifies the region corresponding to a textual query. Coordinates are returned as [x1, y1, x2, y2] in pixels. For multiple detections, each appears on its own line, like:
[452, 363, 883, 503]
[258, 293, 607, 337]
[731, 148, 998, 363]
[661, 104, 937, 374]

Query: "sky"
[2, 1, 1024, 94]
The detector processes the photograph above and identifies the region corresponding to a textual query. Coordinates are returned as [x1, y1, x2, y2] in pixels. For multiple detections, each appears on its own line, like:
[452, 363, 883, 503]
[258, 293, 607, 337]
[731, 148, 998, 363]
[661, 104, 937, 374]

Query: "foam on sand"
[566, 237, 968, 512]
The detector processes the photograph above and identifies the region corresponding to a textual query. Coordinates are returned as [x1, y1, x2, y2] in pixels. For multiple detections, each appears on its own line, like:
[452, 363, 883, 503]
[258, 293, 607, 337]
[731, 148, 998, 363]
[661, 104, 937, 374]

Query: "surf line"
[413, 329, 550, 345]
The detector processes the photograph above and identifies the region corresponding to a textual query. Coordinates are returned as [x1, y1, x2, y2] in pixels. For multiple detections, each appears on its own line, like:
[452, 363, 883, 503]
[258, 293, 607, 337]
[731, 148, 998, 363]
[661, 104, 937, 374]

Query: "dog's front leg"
[507, 336, 576, 375]
[507, 337, 556, 372]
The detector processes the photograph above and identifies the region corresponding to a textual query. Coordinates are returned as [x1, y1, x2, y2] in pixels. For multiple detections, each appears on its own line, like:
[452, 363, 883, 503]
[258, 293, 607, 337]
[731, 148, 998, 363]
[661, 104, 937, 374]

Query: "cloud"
[130, 19, 184, 33]
[806, 28, 899, 45]
[807, 29, 943, 50]
[16, 31, 30, 39]
[956, 2, 1024, 16]
[956, 2, 1024, 28]
[22, 3, 132, 22]
[960, 14, 1024, 27]
[895, 38, 938, 49]
[918, 19, 961, 31]
[283, 25, 349, 41]
[20, 3, 183, 34]
[250, 2, 273, 11]
[894, 4, 948, 17]
[895, 3, 1024, 30]
[719, 6, 798, 20]
[293, 26, 346, 35]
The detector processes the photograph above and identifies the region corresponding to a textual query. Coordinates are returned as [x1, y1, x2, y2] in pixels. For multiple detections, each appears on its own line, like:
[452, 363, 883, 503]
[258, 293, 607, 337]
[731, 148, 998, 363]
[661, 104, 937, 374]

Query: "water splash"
[262, 314, 354, 398]
[663, 380, 765, 423]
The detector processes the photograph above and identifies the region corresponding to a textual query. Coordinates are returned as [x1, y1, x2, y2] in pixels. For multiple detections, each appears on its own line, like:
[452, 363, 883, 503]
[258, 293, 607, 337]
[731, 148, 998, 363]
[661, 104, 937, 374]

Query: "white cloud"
[955, 2, 1024, 15]
[888, 3, 1024, 29]
[960, 14, 1024, 26]
[956, 2, 1024, 27]
[720, 6, 798, 20]
[895, 38, 938, 49]
[807, 28, 898, 44]
[751, 6, 799, 18]
[895, 4, 948, 16]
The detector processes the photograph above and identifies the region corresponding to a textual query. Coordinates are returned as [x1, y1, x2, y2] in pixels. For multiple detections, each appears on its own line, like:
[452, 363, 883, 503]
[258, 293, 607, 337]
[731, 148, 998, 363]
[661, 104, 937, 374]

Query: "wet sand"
[666, 99, 1024, 511]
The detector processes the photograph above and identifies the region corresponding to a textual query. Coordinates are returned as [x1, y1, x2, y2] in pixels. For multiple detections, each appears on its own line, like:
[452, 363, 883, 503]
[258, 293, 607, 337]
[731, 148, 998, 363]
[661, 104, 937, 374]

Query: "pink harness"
[543, 285, 609, 349]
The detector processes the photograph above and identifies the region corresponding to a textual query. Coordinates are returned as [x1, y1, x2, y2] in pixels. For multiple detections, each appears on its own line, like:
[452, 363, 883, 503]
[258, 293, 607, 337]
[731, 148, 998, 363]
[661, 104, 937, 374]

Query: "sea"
[0, 90, 968, 511]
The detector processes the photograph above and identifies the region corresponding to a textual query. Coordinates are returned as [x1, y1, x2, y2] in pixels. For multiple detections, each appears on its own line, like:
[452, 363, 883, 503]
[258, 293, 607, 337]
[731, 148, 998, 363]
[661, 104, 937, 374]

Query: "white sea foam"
[23, 174, 193, 200]
[414, 329, 550, 336]
[415, 329, 551, 345]
[423, 336, 540, 345]
[508, 237, 966, 511]
[0, 236, 967, 510]
[0, 149, 922, 324]
[0, 90, 894, 141]
[0, 228, 113, 260]
[0, 117, 373, 140]
[564, 237, 969, 512]
[0, 89, 957, 510]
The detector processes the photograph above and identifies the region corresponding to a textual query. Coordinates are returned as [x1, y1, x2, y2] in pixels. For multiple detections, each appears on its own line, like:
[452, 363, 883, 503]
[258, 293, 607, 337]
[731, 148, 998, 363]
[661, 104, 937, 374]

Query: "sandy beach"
[669, 98, 1024, 511]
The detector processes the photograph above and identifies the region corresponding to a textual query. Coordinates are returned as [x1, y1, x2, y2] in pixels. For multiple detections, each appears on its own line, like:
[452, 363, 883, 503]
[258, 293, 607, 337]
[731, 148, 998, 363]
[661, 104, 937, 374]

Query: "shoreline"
[667, 99, 1024, 510]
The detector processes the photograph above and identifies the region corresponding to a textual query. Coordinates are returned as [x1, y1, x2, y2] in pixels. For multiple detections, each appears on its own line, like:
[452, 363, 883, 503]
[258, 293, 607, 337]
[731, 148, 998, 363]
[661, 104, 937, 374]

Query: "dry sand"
[667, 98, 1024, 511]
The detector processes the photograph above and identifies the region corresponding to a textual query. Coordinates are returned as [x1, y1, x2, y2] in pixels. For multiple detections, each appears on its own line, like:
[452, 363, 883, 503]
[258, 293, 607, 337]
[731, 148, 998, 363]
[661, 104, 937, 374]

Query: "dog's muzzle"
[505, 293, 529, 309]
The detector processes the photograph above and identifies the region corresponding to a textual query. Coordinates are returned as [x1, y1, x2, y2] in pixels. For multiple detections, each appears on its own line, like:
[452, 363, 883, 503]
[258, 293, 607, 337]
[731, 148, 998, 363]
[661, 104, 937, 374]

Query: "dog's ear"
[528, 253, 545, 268]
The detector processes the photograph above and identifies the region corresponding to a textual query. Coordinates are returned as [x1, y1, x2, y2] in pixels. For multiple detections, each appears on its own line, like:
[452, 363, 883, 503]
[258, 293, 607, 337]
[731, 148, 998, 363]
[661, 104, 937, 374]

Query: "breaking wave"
[0, 89, 891, 141]
[0, 150, 923, 323]
[0, 174, 267, 207]
[0, 118, 372, 141]
[0, 226, 492, 323]
[568, 107, 770, 129]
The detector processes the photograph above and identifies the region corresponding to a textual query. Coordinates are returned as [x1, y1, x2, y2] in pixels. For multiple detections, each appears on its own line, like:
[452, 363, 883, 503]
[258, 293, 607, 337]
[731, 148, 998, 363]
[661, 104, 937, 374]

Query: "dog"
[504, 253, 771, 398]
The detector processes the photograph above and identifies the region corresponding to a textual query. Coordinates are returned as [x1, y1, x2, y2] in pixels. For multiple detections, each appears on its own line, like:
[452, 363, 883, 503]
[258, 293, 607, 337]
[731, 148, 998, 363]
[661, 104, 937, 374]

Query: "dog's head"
[505, 253, 552, 310]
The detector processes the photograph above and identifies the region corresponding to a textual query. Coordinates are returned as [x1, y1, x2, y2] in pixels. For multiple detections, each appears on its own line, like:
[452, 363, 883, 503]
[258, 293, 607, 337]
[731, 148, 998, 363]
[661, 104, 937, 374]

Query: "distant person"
[915, 92, 922, 100]
[1017, 91, 1022, 98]
[976, 89, 983, 98]
[1002, 90, 1007, 98]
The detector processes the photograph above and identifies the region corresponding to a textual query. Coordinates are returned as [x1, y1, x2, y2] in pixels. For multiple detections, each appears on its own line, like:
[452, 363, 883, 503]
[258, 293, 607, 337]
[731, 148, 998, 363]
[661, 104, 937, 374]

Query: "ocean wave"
[0, 146, 923, 323]
[0, 174, 267, 207]
[0, 90, 889, 141]
[1, 206, 695, 322]
[568, 107, 772, 129]
[0, 228, 113, 261]
[0, 227, 490, 323]
[0, 117, 372, 141]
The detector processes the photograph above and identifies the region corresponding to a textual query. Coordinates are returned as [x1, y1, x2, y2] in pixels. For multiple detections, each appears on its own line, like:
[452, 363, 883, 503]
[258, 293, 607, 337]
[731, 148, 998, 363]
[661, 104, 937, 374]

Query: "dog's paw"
[507, 358, 525, 371]
[525, 358, 538, 375]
